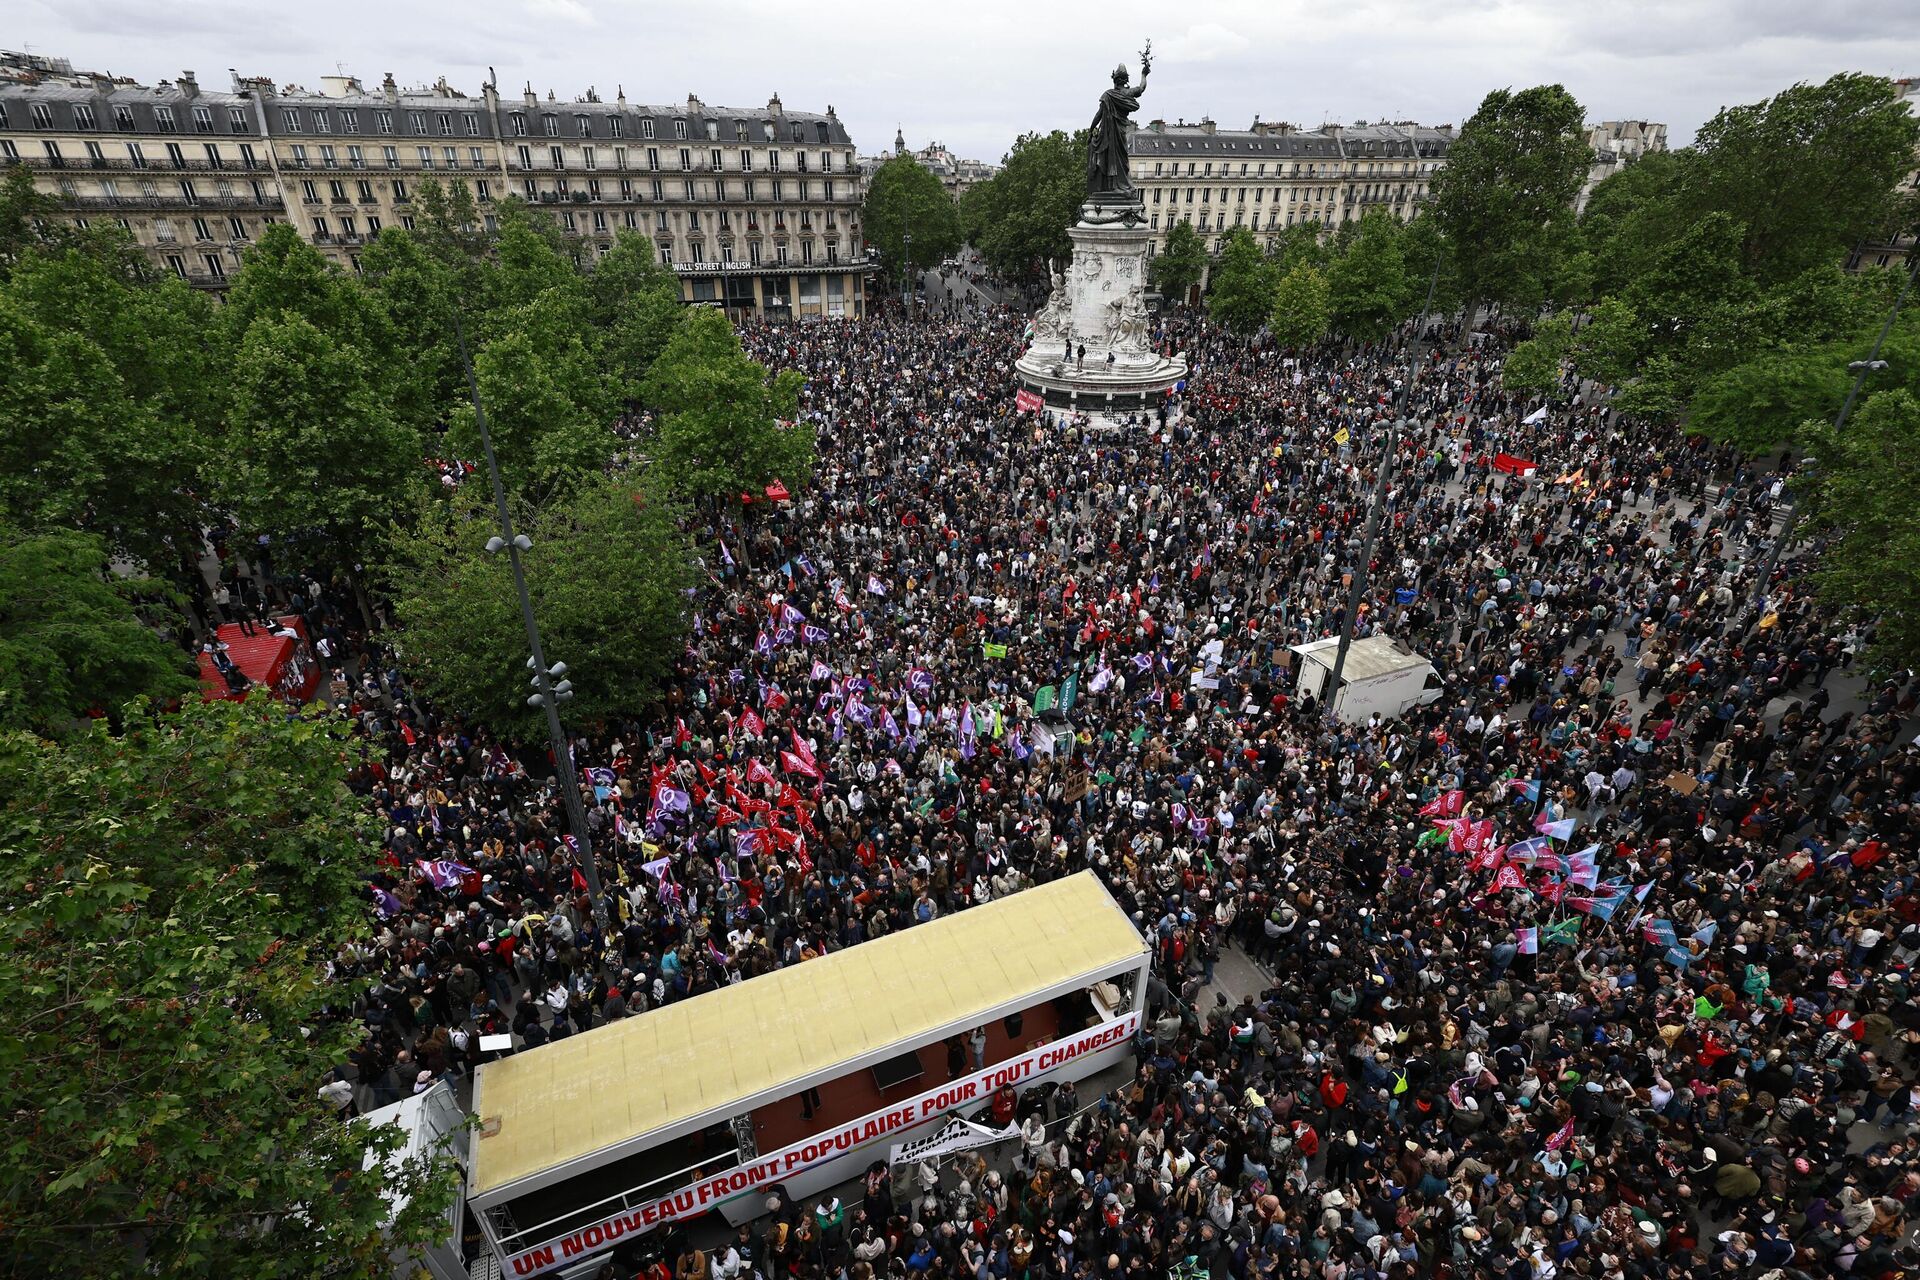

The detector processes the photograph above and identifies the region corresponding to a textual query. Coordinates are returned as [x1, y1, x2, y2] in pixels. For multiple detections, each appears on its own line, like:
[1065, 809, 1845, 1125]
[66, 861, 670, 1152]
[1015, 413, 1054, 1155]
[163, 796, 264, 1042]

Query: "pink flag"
[1545, 1118, 1575, 1151]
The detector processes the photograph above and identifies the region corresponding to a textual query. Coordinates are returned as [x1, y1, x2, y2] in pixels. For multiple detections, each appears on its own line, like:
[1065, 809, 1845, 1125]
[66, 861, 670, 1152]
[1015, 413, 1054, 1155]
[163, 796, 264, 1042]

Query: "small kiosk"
[468, 873, 1149, 1278]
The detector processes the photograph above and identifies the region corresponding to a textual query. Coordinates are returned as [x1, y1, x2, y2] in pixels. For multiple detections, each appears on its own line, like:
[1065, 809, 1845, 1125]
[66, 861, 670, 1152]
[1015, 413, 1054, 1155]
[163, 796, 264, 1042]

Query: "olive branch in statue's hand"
[1140, 40, 1153, 77]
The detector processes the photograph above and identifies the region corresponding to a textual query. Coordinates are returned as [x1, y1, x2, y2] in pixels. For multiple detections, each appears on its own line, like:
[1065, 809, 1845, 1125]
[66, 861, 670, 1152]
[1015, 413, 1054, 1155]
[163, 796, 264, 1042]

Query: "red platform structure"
[197, 614, 321, 704]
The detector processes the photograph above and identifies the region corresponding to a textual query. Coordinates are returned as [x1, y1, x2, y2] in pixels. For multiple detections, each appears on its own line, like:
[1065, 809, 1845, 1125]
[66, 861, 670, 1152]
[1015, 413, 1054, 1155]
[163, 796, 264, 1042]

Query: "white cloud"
[13, 0, 1920, 160]
[525, 0, 596, 26]
[1162, 23, 1251, 64]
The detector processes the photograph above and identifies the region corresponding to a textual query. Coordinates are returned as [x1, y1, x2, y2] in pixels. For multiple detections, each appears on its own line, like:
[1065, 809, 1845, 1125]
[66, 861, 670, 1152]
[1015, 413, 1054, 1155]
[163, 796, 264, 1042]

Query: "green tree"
[1570, 295, 1645, 389]
[1207, 227, 1280, 336]
[1268, 262, 1331, 349]
[387, 473, 695, 734]
[358, 227, 464, 436]
[959, 130, 1087, 284]
[0, 697, 461, 1276]
[446, 291, 620, 501]
[1326, 210, 1413, 342]
[0, 165, 155, 282]
[1501, 311, 1574, 395]
[1686, 343, 1857, 454]
[1268, 220, 1329, 275]
[1151, 220, 1208, 301]
[1808, 389, 1920, 666]
[222, 314, 423, 579]
[863, 155, 964, 291]
[221, 224, 388, 355]
[587, 229, 687, 394]
[1581, 150, 1694, 298]
[1687, 74, 1920, 286]
[0, 297, 205, 579]
[0, 527, 195, 734]
[642, 306, 813, 505]
[1428, 85, 1590, 331]
[485, 201, 588, 318]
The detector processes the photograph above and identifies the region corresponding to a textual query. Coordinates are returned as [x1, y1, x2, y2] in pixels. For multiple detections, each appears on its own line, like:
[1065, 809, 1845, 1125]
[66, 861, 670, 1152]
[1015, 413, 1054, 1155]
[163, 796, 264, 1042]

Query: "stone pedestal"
[1015, 201, 1187, 413]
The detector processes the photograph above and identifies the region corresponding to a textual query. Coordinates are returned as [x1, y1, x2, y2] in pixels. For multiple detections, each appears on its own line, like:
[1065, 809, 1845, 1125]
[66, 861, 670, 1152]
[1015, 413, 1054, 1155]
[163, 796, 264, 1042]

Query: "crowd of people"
[285, 291, 1920, 1280]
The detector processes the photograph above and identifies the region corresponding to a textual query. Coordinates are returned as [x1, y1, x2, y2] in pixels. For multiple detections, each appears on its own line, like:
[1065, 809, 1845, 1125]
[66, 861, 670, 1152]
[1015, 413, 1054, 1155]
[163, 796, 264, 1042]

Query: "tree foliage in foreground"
[642, 306, 815, 505]
[1808, 390, 1920, 668]
[386, 472, 697, 737]
[0, 526, 195, 734]
[0, 698, 461, 1277]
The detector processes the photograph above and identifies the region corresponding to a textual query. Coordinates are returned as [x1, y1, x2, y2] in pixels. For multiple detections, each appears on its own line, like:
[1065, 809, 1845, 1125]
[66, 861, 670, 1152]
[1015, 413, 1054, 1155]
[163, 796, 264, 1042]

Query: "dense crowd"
[281, 293, 1920, 1280]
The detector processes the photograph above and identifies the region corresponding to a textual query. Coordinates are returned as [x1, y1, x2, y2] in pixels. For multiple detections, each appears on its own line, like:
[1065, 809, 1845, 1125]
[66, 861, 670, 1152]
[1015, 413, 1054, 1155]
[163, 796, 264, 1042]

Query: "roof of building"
[0, 70, 855, 147]
[1130, 120, 1452, 161]
[1288, 634, 1434, 682]
[467, 871, 1147, 1201]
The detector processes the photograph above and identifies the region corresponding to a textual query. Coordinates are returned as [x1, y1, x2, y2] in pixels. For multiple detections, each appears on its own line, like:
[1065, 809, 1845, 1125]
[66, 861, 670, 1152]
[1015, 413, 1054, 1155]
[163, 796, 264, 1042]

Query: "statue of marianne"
[1085, 42, 1151, 204]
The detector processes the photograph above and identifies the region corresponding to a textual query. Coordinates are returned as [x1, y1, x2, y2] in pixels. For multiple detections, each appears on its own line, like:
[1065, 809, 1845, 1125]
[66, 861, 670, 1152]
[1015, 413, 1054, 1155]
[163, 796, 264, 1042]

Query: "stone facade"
[1128, 116, 1453, 297]
[1016, 204, 1186, 414]
[1577, 119, 1668, 214]
[0, 55, 870, 318]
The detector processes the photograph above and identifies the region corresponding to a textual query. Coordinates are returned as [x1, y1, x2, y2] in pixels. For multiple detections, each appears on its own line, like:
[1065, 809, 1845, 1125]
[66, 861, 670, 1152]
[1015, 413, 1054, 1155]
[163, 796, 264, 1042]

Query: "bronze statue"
[1086, 42, 1151, 204]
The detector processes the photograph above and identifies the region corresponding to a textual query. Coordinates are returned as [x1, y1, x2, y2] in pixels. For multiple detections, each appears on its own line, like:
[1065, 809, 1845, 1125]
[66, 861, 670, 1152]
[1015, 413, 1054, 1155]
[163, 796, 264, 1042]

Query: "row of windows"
[289, 143, 488, 170]
[2, 99, 844, 151]
[1151, 183, 1426, 205]
[1149, 206, 1370, 234]
[505, 111, 833, 146]
[513, 169, 839, 202]
[513, 144, 839, 173]
[1144, 158, 1441, 179]
[282, 105, 482, 137]
[2, 136, 263, 168]
[6, 99, 248, 134]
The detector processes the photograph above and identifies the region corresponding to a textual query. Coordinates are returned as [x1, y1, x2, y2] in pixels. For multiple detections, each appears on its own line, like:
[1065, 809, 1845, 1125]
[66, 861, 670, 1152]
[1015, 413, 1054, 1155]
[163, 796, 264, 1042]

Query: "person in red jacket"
[1321, 1069, 1350, 1113]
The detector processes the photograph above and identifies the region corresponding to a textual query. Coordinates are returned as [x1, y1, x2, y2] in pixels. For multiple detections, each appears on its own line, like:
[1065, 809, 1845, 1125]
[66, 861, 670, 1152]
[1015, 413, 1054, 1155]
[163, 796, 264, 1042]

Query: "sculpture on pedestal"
[1085, 42, 1151, 205]
[1033, 259, 1071, 345]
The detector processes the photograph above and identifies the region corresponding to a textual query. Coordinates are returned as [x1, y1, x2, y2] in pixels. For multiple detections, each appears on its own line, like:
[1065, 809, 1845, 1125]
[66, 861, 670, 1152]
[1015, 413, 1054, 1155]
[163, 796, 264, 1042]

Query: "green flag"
[982, 642, 1008, 659]
[1693, 996, 1722, 1020]
[1416, 828, 1448, 849]
[1033, 685, 1058, 713]
[1542, 918, 1582, 947]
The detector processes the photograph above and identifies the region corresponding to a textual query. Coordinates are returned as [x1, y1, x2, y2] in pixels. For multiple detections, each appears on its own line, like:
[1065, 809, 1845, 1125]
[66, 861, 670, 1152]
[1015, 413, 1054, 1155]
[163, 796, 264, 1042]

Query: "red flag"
[1487, 864, 1526, 895]
[1419, 789, 1464, 818]
[746, 758, 776, 786]
[694, 759, 717, 786]
[781, 750, 821, 780]
[571, 868, 589, 893]
[1491, 453, 1538, 478]
[712, 804, 743, 827]
[740, 707, 766, 737]
[674, 718, 692, 747]
[789, 729, 817, 770]
[1545, 1117, 1575, 1151]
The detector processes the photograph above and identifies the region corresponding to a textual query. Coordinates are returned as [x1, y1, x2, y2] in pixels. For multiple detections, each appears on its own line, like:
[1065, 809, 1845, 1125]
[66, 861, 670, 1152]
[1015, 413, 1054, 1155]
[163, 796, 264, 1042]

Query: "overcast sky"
[16, 0, 1920, 162]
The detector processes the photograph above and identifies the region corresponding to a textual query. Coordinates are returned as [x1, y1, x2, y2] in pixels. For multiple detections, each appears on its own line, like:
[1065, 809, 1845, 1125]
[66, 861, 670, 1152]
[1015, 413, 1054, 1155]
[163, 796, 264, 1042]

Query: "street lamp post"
[902, 229, 913, 312]
[452, 313, 611, 943]
[1748, 250, 1920, 613]
[1324, 260, 1444, 717]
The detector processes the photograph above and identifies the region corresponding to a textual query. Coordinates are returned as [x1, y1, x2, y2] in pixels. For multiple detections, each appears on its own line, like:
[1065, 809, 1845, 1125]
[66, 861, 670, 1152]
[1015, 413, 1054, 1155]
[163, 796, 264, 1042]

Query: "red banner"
[1014, 389, 1045, 413]
[1491, 453, 1538, 478]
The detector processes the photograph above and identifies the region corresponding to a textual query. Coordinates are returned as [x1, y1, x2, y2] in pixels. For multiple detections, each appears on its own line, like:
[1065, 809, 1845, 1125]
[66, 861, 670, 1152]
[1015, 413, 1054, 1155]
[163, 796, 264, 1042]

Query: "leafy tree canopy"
[386, 472, 696, 735]
[959, 130, 1087, 285]
[862, 155, 964, 290]
[0, 698, 461, 1277]
[1268, 262, 1331, 350]
[641, 306, 814, 505]
[0, 526, 195, 734]
[1151, 220, 1208, 301]
[1207, 227, 1280, 336]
